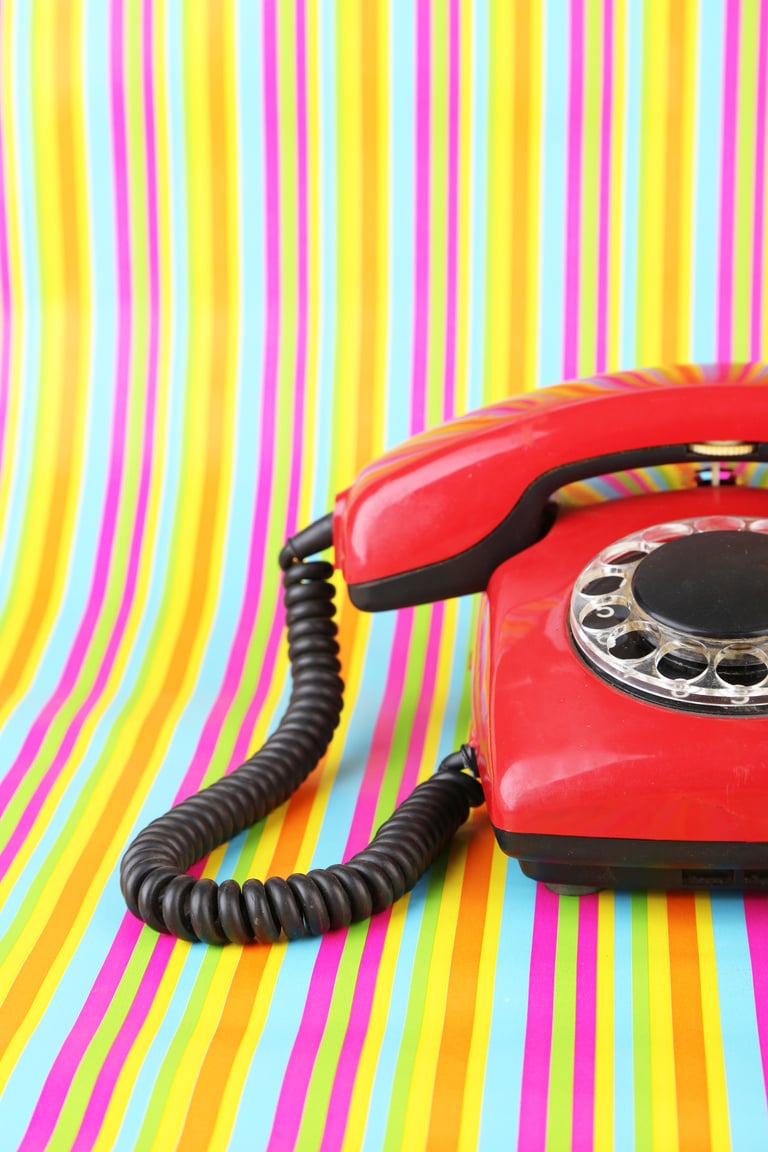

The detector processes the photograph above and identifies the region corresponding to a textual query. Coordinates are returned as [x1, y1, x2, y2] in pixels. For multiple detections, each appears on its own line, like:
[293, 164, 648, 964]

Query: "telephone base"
[501, 832, 768, 894]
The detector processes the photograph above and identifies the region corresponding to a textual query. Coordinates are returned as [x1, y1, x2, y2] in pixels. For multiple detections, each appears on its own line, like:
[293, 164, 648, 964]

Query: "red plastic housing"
[470, 485, 768, 847]
[333, 363, 768, 605]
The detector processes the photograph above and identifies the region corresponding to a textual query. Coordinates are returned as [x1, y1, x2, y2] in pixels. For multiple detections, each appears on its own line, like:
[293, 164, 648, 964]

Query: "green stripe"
[293, 927, 369, 1152]
[382, 855, 450, 1151]
[631, 893, 653, 1152]
[733, 0, 759, 357]
[46, 933, 158, 1152]
[545, 896, 579, 1152]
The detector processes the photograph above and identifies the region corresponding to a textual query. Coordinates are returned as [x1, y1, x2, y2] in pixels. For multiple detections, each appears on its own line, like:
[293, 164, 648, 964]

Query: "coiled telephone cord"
[120, 516, 484, 944]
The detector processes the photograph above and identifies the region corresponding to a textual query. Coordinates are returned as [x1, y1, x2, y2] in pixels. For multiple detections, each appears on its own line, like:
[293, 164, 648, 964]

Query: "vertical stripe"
[592, 892, 614, 1152]
[596, 0, 613, 373]
[424, 828, 496, 1149]
[752, 0, 768, 357]
[517, 886, 558, 1150]
[661, 0, 686, 360]
[411, 0, 430, 435]
[637, 0, 669, 362]
[718, 0, 740, 359]
[694, 895, 731, 1152]
[442, 0, 459, 422]
[744, 895, 768, 1105]
[563, 0, 584, 378]
[509, 2, 534, 391]
[571, 896, 598, 1150]
[648, 893, 678, 1150]
[667, 895, 711, 1152]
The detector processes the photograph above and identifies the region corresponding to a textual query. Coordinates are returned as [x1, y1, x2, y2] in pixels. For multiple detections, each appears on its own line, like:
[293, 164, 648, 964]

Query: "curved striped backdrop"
[2, 2, 768, 1150]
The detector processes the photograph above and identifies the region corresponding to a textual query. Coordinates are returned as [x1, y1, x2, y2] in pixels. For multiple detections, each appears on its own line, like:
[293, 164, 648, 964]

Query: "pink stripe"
[563, 0, 584, 379]
[265, 610, 415, 1151]
[320, 604, 446, 1147]
[717, 0, 740, 361]
[0, 80, 11, 470]
[595, 0, 613, 373]
[18, 926, 177, 1152]
[23, 2, 292, 1142]
[571, 896, 598, 1150]
[744, 895, 768, 1105]
[517, 885, 559, 1151]
[0, 0, 136, 866]
[68, 12, 164, 1145]
[442, 0, 459, 422]
[270, 600, 447, 1150]
[173, 0, 285, 801]
[317, 917, 391, 1152]
[752, 1, 768, 359]
[285, 0, 308, 537]
[12, 6, 164, 1144]
[410, 0, 430, 435]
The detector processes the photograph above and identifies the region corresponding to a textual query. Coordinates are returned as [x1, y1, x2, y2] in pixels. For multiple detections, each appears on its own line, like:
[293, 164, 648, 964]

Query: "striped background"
[2, 1, 768, 1149]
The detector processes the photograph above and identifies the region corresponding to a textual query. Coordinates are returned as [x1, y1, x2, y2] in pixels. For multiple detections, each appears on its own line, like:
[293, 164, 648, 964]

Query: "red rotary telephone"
[122, 363, 768, 942]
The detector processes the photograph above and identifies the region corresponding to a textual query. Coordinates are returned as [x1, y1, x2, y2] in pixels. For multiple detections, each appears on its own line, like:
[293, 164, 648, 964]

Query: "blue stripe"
[712, 896, 768, 1151]
[467, 0, 487, 412]
[620, 0, 643, 367]
[612, 890, 636, 1151]
[691, 0, 724, 362]
[538, 0, 568, 387]
[384, 0, 416, 451]
[308, 0, 337, 521]
[478, 866, 537, 1149]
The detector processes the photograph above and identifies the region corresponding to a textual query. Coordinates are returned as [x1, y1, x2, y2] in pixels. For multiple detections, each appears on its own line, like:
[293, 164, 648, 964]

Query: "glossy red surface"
[333, 363, 768, 586]
[471, 485, 768, 844]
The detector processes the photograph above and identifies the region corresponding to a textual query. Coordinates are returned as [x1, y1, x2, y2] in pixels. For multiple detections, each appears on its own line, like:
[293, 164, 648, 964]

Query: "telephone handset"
[122, 363, 768, 942]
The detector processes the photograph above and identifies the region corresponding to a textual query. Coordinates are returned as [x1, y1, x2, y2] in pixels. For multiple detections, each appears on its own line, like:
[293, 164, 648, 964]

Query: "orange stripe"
[208, 0, 231, 400]
[661, 0, 685, 361]
[0, 366, 232, 1053]
[667, 893, 711, 1152]
[425, 825, 496, 1151]
[356, 1, 380, 471]
[0, 1, 81, 701]
[509, 3, 532, 395]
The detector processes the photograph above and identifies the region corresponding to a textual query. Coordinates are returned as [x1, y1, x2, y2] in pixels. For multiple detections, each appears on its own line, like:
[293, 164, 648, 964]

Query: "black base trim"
[496, 829, 768, 892]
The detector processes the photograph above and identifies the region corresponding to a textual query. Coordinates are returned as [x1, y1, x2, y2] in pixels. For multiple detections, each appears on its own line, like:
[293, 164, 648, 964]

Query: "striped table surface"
[3, 1, 768, 1150]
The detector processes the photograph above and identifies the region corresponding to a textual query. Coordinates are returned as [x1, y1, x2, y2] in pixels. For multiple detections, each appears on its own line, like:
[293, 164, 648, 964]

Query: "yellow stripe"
[733, 0, 759, 358]
[636, 0, 669, 363]
[0, 0, 23, 544]
[91, 943, 188, 1152]
[455, 0, 472, 413]
[579, 0, 602, 375]
[427, 0, 448, 427]
[301, 0, 321, 530]
[484, 0, 514, 400]
[342, 915, 408, 1150]
[593, 892, 615, 1152]
[333, 1, 362, 487]
[375, 0, 391, 456]
[457, 845, 506, 1150]
[0, 0, 88, 710]
[607, 0, 625, 370]
[400, 858, 466, 1147]
[647, 892, 679, 1149]
[676, 0, 696, 359]
[0, 0, 243, 1081]
[525, 3, 543, 392]
[146, 949, 243, 1151]
[694, 894, 732, 1152]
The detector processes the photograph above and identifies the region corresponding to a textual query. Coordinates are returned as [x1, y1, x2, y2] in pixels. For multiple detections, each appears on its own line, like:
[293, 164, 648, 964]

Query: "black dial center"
[631, 530, 768, 639]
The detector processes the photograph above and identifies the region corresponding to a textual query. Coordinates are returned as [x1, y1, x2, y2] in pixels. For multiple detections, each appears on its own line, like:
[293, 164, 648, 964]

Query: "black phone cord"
[120, 515, 484, 944]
